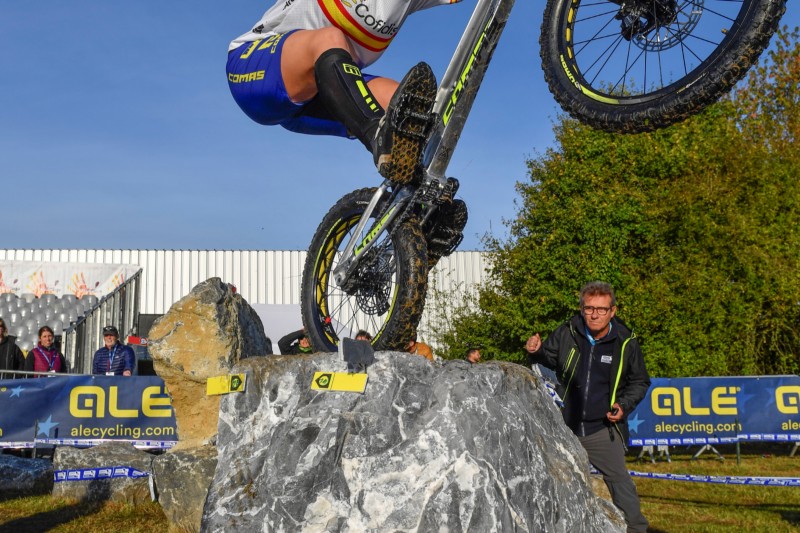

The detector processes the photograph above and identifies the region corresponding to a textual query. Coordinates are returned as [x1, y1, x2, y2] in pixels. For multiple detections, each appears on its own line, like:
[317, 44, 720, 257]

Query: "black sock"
[314, 48, 383, 151]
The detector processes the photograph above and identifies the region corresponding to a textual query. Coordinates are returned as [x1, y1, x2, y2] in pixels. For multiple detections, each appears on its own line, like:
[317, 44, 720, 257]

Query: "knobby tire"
[301, 188, 429, 353]
[540, 0, 787, 133]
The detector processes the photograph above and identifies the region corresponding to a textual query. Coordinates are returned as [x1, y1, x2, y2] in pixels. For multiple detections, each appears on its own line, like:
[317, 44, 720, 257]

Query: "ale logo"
[776, 386, 800, 415]
[315, 373, 333, 389]
[230, 375, 243, 392]
[651, 386, 739, 416]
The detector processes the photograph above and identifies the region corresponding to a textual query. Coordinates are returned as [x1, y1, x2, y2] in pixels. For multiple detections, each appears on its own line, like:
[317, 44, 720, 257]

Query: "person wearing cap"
[278, 328, 314, 355]
[92, 326, 136, 376]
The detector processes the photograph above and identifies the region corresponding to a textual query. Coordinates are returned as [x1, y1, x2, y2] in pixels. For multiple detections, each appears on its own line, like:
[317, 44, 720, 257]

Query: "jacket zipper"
[579, 343, 595, 437]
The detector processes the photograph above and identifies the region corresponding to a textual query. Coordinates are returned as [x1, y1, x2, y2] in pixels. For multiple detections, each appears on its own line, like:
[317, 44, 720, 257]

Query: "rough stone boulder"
[148, 277, 272, 448]
[152, 445, 218, 533]
[0, 454, 53, 499]
[51, 442, 154, 505]
[202, 353, 625, 532]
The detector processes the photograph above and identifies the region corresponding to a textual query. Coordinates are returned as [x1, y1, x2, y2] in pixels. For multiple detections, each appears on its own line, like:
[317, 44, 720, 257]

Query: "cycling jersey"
[230, 0, 463, 67]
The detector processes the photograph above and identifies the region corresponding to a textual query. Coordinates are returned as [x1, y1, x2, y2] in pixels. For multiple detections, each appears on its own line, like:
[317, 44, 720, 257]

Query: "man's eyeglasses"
[582, 306, 612, 316]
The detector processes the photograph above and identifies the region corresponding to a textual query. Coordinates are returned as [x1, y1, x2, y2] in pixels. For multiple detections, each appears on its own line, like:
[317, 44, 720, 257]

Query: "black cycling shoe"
[372, 62, 437, 184]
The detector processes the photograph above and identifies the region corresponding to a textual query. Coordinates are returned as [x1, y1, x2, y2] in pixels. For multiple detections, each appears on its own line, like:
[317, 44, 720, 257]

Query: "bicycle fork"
[332, 182, 413, 289]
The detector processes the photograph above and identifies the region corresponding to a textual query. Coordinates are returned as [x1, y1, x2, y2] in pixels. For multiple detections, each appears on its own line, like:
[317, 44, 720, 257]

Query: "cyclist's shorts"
[227, 30, 376, 138]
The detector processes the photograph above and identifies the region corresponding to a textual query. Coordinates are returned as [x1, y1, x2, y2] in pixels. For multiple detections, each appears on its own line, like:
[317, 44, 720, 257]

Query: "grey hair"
[579, 281, 617, 307]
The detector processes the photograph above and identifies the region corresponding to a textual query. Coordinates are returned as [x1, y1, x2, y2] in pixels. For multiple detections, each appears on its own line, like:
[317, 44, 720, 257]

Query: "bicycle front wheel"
[540, 0, 787, 132]
[301, 188, 429, 352]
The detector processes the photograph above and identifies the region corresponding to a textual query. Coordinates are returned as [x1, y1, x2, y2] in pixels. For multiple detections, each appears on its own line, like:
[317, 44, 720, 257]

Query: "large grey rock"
[148, 277, 272, 449]
[0, 454, 53, 499]
[52, 443, 154, 505]
[202, 353, 625, 532]
[152, 445, 218, 533]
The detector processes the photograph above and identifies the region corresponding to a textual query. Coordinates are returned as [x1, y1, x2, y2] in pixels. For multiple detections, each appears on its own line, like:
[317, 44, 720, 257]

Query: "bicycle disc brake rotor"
[618, 0, 703, 52]
[351, 244, 394, 316]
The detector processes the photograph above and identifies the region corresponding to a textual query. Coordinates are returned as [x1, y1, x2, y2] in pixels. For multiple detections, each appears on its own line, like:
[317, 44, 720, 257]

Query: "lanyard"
[584, 321, 612, 346]
[108, 345, 118, 372]
[37, 346, 56, 371]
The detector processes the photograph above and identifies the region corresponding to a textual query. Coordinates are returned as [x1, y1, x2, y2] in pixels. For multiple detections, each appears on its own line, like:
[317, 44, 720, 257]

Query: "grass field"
[0, 497, 167, 533]
[632, 443, 800, 532]
[1, 444, 797, 532]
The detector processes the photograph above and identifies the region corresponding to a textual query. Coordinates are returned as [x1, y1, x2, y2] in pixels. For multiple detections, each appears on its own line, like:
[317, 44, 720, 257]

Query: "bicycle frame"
[424, 0, 516, 180]
[332, 0, 516, 286]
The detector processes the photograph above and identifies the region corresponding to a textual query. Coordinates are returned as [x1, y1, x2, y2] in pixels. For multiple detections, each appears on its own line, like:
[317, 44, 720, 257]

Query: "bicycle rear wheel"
[301, 188, 428, 352]
[540, 0, 786, 132]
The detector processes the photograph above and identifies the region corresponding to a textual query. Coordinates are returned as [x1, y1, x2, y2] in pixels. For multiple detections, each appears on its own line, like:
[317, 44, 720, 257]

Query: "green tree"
[438, 28, 800, 377]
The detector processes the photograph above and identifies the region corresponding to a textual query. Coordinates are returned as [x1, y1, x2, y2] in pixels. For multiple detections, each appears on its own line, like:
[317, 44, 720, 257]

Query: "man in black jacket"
[526, 281, 650, 533]
[0, 318, 25, 377]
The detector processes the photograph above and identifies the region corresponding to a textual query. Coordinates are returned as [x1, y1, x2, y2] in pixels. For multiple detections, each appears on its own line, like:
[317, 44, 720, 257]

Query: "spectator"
[406, 338, 433, 361]
[0, 318, 25, 376]
[92, 326, 136, 376]
[465, 347, 481, 364]
[25, 326, 67, 375]
[278, 329, 314, 355]
[355, 330, 372, 342]
[525, 281, 650, 533]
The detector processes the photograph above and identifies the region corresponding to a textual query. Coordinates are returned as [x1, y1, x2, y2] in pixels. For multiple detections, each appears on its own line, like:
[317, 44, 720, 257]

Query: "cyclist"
[227, 0, 464, 184]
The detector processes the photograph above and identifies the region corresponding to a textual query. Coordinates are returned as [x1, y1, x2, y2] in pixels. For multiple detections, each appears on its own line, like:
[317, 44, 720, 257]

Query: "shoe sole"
[379, 64, 437, 184]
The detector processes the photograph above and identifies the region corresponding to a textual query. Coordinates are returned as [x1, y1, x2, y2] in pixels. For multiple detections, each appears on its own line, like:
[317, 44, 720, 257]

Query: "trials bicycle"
[301, 0, 787, 351]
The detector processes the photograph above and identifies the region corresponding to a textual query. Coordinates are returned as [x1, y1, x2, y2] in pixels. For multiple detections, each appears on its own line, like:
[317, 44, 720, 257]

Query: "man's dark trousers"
[579, 427, 649, 533]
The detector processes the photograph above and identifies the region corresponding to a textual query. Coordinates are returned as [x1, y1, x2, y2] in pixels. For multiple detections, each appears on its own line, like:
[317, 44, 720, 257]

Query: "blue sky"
[1, 2, 797, 251]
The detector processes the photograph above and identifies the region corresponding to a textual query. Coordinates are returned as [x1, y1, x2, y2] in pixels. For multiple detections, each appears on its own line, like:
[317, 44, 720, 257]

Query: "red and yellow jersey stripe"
[317, 0, 394, 53]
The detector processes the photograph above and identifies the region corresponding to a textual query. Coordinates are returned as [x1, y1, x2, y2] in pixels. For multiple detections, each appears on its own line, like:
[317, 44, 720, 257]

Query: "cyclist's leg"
[281, 74, 391, 137]
[281, 28, 391, 151]
[281, 27, 395, 106]
[282, 27, 437, 182]
[227, 28, 391, 138]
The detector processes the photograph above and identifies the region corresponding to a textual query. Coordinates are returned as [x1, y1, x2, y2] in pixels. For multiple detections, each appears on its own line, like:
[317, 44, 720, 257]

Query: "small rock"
[51, 443, 154, 505]
[148, 278, 271, 449]
[0, 454, 53, 499]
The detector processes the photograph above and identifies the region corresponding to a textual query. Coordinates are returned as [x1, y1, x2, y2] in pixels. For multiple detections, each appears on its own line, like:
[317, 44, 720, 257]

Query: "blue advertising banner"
[628, 376, 800, 446]
[0, 376, 178, 449]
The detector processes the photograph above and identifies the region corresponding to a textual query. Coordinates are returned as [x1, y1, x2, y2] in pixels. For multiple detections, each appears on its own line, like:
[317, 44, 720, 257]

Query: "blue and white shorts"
[227, 30, 376, 138]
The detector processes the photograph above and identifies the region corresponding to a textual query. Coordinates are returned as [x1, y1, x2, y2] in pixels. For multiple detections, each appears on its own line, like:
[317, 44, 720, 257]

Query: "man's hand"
[525, 334, 542, 353]
[607, 403, 624, 423]
[123, 370, 132, 377]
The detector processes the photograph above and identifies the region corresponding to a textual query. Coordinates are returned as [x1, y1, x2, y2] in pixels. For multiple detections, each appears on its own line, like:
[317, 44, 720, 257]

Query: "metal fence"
[62, 269, 142, 374]
[0, 370, 83, 380]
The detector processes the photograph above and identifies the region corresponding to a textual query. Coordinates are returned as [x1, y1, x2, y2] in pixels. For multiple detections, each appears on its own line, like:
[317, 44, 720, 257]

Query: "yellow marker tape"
[206, 374, 247, 396]
[311, 371, 368, 393]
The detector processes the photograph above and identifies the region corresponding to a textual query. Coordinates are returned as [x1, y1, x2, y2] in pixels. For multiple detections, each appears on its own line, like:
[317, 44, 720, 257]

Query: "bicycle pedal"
[428, 233, 464, 258]
[437, 177, 460, 205]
